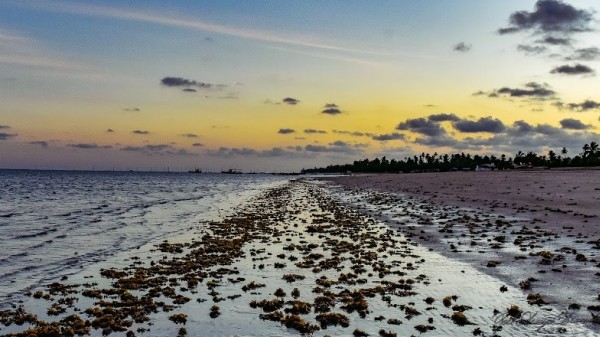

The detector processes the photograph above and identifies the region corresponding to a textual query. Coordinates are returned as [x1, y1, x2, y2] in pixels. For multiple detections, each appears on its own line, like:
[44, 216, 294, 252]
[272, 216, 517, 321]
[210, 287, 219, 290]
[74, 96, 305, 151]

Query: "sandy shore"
[325, 169, 600, 238]
[1, 178, 598, 336]
[322, 170, 600, 332]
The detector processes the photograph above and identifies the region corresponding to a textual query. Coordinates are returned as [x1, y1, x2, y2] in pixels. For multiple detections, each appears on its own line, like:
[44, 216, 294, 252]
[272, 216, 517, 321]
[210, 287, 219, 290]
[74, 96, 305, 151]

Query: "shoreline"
[321, 171, 600, 329]
[1, 179, 598, 336]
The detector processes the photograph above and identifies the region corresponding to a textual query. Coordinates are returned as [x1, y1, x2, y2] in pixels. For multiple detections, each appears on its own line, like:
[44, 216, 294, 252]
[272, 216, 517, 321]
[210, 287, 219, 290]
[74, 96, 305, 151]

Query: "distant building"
[475, 163, 496, 171]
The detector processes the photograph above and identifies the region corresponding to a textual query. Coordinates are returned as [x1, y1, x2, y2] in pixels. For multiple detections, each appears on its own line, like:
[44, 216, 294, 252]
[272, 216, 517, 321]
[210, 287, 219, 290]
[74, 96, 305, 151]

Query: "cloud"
[332, 130, 373, 137]
[560, 100, 600, 112]
[0, 125, 10, 129]
[0, 132, 17, 140]
[304, 129, 327, 134]
[565, 47, 600, 61]
[181, 133, 198, 138]
[559, 118, 590, 130]
[192, 143, 204, 147]
[372, 133, 406, 141]
[132, 130, 150, 135]
[278, 128, 296, 134]
[453, 42, 472, 52]
[550, 63, 594, 75]
[304, 143, 360, 155]
[121, 144, 195, 156]
[106, 128, 115, 133]
[282, 97, 300, 105]
[483, 82, 555, 99]
[123, 107, 140, 112]
[207, 147, 259, 157]
[12, 0, 402, 69]
[452, 117, 506, 133]
[428, 113, 460, 122]
[321, 104, 342, 115]
[161, 76, 214, 88]
[538, 36, 571, 45]
[517, 44, 548, 55]
[67, 143, 112, 149]
[498, 0, 593, 35]
[182, 88, 197, 92]
[29, 141, 48, 147]
[396, 118, 445, 136]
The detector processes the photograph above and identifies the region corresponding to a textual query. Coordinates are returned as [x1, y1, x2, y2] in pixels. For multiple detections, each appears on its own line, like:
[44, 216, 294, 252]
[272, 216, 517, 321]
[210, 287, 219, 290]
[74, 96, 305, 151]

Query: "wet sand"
[1, 179, 599, 336]
[323, 170, 600, 333]
[325, 169, 600, 238]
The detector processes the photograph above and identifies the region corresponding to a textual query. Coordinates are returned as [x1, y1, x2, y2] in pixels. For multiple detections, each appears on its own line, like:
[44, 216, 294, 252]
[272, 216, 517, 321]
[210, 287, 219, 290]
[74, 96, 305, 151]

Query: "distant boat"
[221, 169, 242, 174]
[188, 168, 202, 173]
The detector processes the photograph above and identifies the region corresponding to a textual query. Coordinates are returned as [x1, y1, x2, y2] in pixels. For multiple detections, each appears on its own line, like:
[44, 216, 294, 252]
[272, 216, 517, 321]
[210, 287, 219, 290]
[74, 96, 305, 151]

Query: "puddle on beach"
[1, 180, 598, 336]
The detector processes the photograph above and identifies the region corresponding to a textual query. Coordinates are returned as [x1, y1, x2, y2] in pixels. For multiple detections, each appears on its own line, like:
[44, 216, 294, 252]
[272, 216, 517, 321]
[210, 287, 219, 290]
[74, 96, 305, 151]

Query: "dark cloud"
[484, 82, 555, 99]
[123, 107, 140, 112]
[453, 42, 472, 52]
[106, 129, 114, 133]
[182, 88, 197, 92]
[161, 77, 213, 88]
[498, 0, 593, 35]
[29, 141, 48, 147]
[323, 103, 338, 108]
[322, 107, 342, 115]
[282, 97, 300, 105]
[550, 63, 594, 75]
[332, 130, 372, 137]
[278, 128, 296, 134]
[181, 133, 198, 138]
[428, 113, 460, 122]
[414, 134, 458, 147]
[560, 118, 590, 130]
[0, 125, 10, 129]
[565, 47, 600, 61]
[517, 44, 548, 54]
[207, 147, 259, 157]
[68, 143, 112, 149]
[121, 144, 195, 156]
[561, 100, 600, 112]
[452, 117, 506, 133]
[304, 144, 358, 155]
[538, 36, 571, 45]
[372, 133, 406, 141]
[132, 130, 150, 135]
[0, 133, 17, 140]
[396, 118, 445, 136]
[192, 143, 204, 147]
[304, 129, 327, 134]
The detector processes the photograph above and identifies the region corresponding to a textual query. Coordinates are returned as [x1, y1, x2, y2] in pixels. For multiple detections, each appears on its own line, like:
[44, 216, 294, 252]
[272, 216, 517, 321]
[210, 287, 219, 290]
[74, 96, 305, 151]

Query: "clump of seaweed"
[282, 274, 305, 283]
[209, 305, 220, 318]
[527, 293, 548, 305]
[315, 312, 350, 328]
[451, 311, 471, 325]
[169, 313, 187, 324]
[414, 324, 436, 333]
[250, 299, 284, 312]
[507, 305, 522, 318]
[282, 314, 320, 333]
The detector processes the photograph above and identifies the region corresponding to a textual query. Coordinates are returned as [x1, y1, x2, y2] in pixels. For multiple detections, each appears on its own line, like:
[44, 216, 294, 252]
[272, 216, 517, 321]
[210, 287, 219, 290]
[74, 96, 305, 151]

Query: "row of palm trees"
[302, 142, 600, 174]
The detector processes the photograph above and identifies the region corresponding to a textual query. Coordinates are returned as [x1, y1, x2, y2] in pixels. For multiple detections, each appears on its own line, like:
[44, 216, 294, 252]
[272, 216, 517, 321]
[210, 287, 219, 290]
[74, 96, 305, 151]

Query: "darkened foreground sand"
[3, 179, 597, 336]
[321, 169, 600, 332]
[325, 169, 600, 238]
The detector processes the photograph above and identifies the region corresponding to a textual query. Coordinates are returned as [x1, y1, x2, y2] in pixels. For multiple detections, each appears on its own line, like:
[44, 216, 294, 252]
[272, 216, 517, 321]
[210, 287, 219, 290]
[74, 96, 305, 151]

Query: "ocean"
[0, 170, 288, 304]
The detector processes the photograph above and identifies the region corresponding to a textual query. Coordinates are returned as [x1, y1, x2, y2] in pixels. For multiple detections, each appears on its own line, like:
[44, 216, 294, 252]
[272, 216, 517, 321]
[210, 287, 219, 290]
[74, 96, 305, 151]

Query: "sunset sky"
[1, 0, 599, 171]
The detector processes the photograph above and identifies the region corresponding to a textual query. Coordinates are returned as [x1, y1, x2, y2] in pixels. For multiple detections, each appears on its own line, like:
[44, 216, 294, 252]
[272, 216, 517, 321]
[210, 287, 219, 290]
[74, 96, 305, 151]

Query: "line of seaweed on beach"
[303, 141, 600, 174]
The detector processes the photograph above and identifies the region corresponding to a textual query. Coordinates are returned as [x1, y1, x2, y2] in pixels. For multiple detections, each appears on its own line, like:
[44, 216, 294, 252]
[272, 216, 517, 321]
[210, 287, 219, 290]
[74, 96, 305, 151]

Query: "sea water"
[0, 170, 288, 304]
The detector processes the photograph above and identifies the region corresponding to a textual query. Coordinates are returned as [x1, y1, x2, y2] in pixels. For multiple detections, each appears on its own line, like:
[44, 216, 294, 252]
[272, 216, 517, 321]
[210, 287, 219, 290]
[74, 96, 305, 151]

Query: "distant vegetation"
[302, 142, 600, 174]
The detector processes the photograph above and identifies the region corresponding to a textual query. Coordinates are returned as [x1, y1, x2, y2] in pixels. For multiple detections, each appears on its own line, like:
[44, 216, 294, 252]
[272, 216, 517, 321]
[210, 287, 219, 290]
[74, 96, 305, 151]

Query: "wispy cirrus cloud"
[11, 1, 388, 58]
[0, 27, 89, 71]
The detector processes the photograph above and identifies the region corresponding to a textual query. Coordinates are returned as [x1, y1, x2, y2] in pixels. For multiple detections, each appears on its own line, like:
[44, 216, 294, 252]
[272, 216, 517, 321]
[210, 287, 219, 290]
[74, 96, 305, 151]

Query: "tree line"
[302, 141, 600, 174]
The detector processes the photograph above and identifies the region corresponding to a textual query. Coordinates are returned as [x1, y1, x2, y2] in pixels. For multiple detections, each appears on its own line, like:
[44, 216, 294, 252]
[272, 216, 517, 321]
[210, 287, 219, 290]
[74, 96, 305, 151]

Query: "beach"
[324, 169, 600, 332]
[1, 172, 599, 336]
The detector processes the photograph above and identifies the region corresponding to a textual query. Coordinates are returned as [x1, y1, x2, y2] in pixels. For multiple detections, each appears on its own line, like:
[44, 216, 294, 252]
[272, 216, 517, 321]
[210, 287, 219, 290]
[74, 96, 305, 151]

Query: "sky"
[0, 0, 599, 172]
